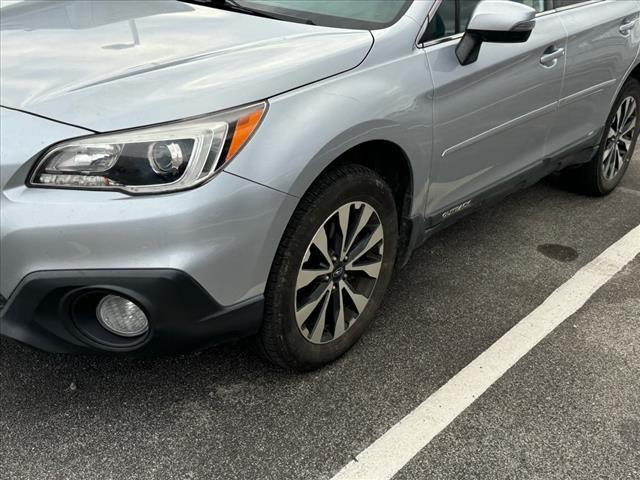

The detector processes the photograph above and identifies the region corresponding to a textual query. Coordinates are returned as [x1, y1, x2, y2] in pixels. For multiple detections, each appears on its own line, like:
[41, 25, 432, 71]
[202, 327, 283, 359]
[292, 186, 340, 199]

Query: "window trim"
[415, 0, 448, 48]
[416, 0, 607, 49]
[537, 0, 606, 17]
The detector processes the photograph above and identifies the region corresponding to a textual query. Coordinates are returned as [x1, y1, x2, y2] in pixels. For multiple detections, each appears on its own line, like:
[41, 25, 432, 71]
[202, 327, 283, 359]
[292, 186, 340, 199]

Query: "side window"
[423, 0, 548, 43]
[520, 1, 548, 11]
[553, 0, 589, 7]
[423, 0, 458, 41]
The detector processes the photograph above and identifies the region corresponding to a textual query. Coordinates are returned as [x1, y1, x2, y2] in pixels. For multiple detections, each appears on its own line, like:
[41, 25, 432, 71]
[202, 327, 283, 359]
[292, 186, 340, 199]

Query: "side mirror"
[456, 0, 537, 66]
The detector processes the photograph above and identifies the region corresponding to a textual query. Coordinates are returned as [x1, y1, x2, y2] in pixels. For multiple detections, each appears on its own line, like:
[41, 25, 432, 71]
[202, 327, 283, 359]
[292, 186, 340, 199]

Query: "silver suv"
[1, 0, 638, 370]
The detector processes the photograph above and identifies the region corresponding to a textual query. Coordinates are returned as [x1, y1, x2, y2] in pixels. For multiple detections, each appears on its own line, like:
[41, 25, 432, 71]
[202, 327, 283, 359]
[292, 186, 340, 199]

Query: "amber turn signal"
[225, 105, 266, 162]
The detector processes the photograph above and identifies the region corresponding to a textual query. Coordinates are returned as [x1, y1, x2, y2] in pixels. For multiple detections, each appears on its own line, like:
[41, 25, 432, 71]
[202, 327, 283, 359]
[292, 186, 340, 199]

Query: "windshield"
[235, 0, 412, 29]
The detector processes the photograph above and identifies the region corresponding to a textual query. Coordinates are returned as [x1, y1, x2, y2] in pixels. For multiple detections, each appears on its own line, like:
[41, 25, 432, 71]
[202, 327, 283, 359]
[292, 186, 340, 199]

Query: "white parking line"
[331, 224, 640, 480]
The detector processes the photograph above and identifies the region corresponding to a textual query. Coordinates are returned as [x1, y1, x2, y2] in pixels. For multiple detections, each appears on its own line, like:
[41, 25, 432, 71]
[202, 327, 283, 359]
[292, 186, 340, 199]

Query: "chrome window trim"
[418, 32, 463, 49]
[415, 0, 445, 48]
[416, 0, 607, 49]
[537, 0, 607, 17]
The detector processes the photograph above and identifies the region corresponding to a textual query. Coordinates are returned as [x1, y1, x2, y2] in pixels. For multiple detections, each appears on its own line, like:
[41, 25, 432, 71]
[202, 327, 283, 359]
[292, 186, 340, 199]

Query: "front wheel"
[257, 165, 398, 371]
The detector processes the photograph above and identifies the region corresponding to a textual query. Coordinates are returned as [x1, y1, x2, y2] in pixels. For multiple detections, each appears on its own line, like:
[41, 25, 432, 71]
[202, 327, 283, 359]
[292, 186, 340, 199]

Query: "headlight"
[29, 103, 266, 194]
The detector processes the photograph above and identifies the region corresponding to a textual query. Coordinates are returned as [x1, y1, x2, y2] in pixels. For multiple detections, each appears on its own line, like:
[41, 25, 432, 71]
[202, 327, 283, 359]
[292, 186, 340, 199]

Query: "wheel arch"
[328, 140, 414, 220]
[610, 57, 640, 111]
[628, 61, 640, 86]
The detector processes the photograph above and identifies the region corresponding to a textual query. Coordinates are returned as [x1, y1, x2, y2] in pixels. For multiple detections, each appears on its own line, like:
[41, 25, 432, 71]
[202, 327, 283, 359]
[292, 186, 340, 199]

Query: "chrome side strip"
[559, 79, 618, 107]
[441, 102, 558, 158]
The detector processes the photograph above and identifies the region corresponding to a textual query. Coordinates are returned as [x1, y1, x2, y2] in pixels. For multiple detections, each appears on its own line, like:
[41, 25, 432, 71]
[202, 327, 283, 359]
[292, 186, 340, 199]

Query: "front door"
[422, 0, 566, 222]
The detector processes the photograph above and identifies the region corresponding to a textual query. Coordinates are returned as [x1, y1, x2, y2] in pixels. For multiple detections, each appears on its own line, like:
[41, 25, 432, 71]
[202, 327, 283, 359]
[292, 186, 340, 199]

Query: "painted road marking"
[331, 224, 640, 480]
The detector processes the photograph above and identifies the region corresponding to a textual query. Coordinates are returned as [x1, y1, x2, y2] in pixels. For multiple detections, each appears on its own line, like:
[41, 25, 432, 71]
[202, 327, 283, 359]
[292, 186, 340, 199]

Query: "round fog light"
[96, 295, 149, 337]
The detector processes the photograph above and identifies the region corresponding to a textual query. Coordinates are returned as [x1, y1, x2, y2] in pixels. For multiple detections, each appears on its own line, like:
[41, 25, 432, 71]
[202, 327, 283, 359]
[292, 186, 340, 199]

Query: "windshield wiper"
[183, 0, 316, 25]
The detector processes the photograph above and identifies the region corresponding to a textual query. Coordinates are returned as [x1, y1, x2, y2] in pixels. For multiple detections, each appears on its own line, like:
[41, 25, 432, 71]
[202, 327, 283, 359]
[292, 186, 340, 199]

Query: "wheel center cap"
[332, 266, 345, 280]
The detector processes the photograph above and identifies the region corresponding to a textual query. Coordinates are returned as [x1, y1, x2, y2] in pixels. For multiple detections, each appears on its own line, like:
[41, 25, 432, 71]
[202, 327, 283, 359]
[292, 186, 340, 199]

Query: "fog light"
[96, 295, 149, 337]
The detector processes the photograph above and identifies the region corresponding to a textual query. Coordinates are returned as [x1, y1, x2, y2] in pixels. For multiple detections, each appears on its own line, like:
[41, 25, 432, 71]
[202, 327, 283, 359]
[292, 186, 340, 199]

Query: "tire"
[567, 77, 640, 196]
[256, 165, 399, 371]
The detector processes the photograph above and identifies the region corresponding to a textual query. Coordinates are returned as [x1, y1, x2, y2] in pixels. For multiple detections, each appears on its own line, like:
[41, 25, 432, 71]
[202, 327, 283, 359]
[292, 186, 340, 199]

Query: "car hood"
[0, 0, 373, 132]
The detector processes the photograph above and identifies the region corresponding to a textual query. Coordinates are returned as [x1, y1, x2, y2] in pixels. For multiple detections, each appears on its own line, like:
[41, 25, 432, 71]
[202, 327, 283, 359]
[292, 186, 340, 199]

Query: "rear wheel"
[567, 78, 640, 195]
[257, 165, 398, 371]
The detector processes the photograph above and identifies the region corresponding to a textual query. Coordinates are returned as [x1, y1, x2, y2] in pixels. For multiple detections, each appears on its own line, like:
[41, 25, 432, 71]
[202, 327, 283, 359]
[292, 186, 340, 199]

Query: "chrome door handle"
[620, 19, 638, 35]
[540, 47, 565, 68]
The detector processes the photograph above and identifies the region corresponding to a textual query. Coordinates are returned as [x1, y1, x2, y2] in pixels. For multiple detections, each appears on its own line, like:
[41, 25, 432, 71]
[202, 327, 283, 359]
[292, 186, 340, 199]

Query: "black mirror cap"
[455, 22, 535, 66]
[455, 32, 484, 66]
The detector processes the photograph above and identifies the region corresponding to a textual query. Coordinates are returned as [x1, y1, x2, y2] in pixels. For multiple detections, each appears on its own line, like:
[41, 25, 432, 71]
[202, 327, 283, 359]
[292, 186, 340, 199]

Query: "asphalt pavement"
[1, 154, 639, 480]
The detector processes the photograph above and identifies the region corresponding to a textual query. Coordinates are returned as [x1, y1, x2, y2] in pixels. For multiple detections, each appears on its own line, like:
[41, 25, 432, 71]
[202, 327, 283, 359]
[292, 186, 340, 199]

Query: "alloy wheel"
[603, 96, 637, 181]
[294, 201, 384, 345]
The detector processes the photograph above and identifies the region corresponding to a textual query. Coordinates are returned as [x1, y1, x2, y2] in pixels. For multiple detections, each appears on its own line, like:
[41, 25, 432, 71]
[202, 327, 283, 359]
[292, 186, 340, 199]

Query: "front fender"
[225, 50, 434, 219]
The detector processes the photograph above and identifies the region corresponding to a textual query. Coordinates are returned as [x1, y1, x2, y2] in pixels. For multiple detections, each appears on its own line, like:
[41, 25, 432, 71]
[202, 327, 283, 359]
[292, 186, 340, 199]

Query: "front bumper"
[0, 269, 263, 354]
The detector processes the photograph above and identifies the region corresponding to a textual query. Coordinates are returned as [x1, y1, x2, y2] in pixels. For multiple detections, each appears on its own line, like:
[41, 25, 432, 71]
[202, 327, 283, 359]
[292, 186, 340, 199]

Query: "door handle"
[540, 47, 565, 68]
[620, 18, 638, 35]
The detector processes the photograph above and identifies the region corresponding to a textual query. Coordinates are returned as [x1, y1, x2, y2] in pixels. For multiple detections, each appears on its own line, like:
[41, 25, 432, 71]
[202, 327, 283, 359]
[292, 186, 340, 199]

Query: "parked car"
[1, 0, 638, 370]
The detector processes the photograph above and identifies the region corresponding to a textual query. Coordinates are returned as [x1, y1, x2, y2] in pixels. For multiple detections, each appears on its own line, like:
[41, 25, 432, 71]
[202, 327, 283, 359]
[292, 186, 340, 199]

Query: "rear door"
[545, 0, 640, 157]
[422, 0, 567, 220]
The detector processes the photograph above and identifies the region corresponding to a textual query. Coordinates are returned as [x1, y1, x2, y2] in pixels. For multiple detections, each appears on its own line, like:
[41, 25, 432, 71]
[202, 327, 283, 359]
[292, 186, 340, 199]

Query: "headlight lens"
[29, 103, 266, 194]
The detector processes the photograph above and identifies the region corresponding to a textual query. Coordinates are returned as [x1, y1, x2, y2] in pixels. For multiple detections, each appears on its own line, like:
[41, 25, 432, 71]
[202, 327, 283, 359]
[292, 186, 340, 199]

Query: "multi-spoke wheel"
[295, 201, 384, 344]
[257, 165, 398, 371]
[602, 96, 636, 181]
[566, 78, 640, 196]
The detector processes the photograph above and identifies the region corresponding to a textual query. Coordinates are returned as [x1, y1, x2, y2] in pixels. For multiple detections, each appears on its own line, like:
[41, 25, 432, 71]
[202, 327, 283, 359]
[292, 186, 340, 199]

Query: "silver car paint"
[0, 0, 373, 130]
[423, 10, 567, 215]
[1, 0, 639, 310]
[227, 11, 435, 214]
[546, 0, 640, 157]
